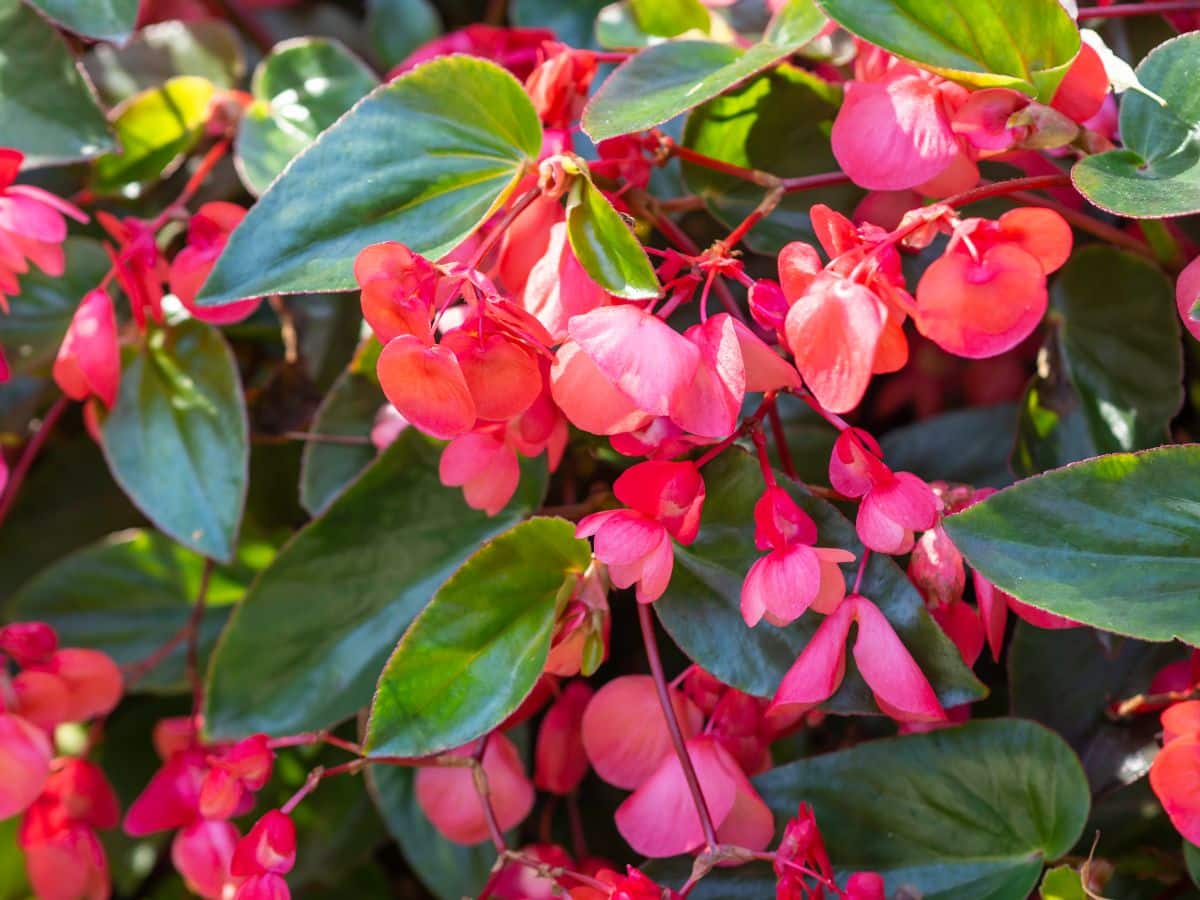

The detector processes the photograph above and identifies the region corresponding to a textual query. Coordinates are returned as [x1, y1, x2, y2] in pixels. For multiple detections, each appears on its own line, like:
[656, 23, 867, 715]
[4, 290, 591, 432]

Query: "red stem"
[779, 171, 855, 193]
[147, 138, 233, 232]
[0, 395, 69, 529]
[646, 206, 746, 322]
[943, 173, 1072, 209]
[636, 604, 719, 851]
[667, 141, 779, 188]
[473, 735, 508, 855]
[767, 404, 798, 481]
[1077, 0, 1200, 18]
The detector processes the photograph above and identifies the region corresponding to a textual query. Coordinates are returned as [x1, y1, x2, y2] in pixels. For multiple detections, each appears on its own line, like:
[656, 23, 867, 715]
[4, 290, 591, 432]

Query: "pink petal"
[535, 681, 593, 795]
[581, 675, 703, 791]
[972, 570, 1009, 662]
[1177, 255, 1200, 343]
[811, 548, 855, 615]
[753, 485, 818, 551]
[613, 460, 706, 544]
[53, 289, 120, 409]
[415, 735, 534, 845]
[768, 600, 856, 717]
[0, 194, 66, 242]
[0, 714, 51, 819]
[930, 600, 984, 667]
[741, 546, 821, 628]
[442, 331, 542, 422]
[172, 820, 239, 900]
[569, 305, 700, 417]
[670, 315, 744, 439]
[731, 318, 800, 392]
[851, 595, 945, 722]
[871, 472, 939, 532]
[856, 492, 914, 554]
[550, 340, 650, 435]
[1008, 595, 1080, 630]
[522, 221, 609, 339]
[633, 530, 675, 603]
[377, 335, 476, 439]
[585, 510, 666, 568]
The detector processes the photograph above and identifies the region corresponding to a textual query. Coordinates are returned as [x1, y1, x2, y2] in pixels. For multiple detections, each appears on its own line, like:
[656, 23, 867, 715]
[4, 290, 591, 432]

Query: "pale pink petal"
[550, 340, 650, 435]
[172, 820, 239, 900]
[522, 221, 609, 339]
[871, 472, 939, 532]
[670, 315, 744, 439]
[414, 735, 533, 845]
[742, 545, 821, 628]
[731, 318, 800, 392]
[0, 713, 51, 818]
[856, 492, 913, 554]
[634, 530, 675, 603]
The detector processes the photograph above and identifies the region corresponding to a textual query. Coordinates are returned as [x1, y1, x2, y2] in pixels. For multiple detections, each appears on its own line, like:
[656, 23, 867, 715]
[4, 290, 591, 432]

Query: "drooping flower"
[769, 593, 945, 723]
[52, 289, 120, 410]
[525, 45, 598, 129]
[198, 734, 274, 820]
[28, 648, 123, 724]
[169, 202, 262, 324]
[97, 213, 166, 329]
[0, 714, 53, 819]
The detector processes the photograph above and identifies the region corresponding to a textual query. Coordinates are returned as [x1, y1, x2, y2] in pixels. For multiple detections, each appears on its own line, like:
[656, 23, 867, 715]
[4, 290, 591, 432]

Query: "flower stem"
[0, 395, 69, 530]
[943, 173, 1072, 209]
[636, 603, 719, 851]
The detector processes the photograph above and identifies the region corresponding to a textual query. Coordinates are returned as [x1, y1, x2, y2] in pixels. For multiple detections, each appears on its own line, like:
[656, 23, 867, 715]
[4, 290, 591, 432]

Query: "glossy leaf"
[204, 430, 547, 739]
[101, 322, 248, 564]
[758, 720, 1089, 898]
[366, 0, 442, 67]
[1073, 33, 1200, 217]
[654, 450, 984, 709]
[946, 445, 1200, 643]
[0, 238, 108, 376]
[0, 0, 114, 166]
[582, 0, 826, 140]
[818, 0, 1080, 99]
[880, 403, 1018, 488]
[235, 38, 379, 196]
[629, 0, 709, 37]
[85, 19, 245, 106]
[365, 517, 590, 757]
[299, 366, 384, 517]
[9, 529, 271, 693]
[198, 56, 542, 305]
[23, 0, 139, 43]
[512, 0, 606, 49]
[681, 64, 859, 255]
[1053, 247, 1182, 454]
[1040, 866, 1086, 900]
[92, 76, 217, 197]
[566, 177, 659, 299]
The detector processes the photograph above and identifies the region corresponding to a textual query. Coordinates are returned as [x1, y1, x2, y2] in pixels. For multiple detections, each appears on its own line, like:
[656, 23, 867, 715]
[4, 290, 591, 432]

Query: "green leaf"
[817, 0, 1080, 99]
[681, 64, 859, 255]
[367, 765, 498, 899]
[23, 0, 139, 43]
[0, 0, 114, 166]
[1186, 840, 1200, 888]
[654, 450, 985, 710]
[0, 238, 108, 376]
[1052, 247, 1182, 453]
[84, 19, 245, 106]
[204, 430, 548, 739]
[9, 529, 271, 693]
[234, 38, 378, 196]
[299, 366, 383, 517]
[629, 0, 709, 37]
[366, 0, 442, 68]
[757, 720, 1089, 898]
[566, 177, 659, 299]
[945, 445, 1200, 643]
[1040, 865, 1086, 900]
[0, 818, 29, 900]
[101, 322, 248, 564]
[92, 76, 217, 197]
[880, 403, 1018, 489]
[1011, 364, 1095, 478]
[512, 0, 606, 49]
[582, 0, 825, 140]
[1072, 33, 1200, 217]
[365, 517, 590, 757]
[198, 56, 542, 305]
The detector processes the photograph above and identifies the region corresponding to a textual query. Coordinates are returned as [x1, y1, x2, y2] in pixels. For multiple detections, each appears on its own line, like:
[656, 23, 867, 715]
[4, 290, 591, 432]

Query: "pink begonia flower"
[11, 671, 70, 732]
[355, 241, 441, 345]
[614, 736, 774, 858]
[0, 621, 57, 664]
[570, 866, 683, 900]
[1050, 41, 1110, 124]
[388, 25, 554, 81]
[124, 748, 209, 835]
[439, 428, 520, 516]
[568, 305, 701, 420]
[98, 213, 166, 329]
[550, 339, 650, 435]
[198, 734, 274, 821]
[829, 429, 938, 555]
[27, 648, 123, 723]
[581, 675, 703, 790]
[172, 820, 239, 900]
[521, 221, 610, 340]
[705, 687, 773, 776]
[491, 844, 575, 899]
[846, 872, 887, 900]
[609, 416, 711, 461]
[770, 594, 945, 723]
[0, 148, 87, 308]
[170, 202, 262, 325]
[0, 714, 52, 818]
[53, 289, 120, 410]
[525, 45, 598, 129]
[741, 486, 854, 628]
[377, 335, 477, 439]
[230, 810, 295, 878]
[576, 461, 706, 603]
[440, 329, 542, 422]
[370, 404, 409, 451]
[1176, 254, 1200, 342]
[415, 735, 534, 845]
[830, 49, 967, 192]
[535, 681, 593, 795]
[22, 824, 109, 900]
[234, 873, 290, 900]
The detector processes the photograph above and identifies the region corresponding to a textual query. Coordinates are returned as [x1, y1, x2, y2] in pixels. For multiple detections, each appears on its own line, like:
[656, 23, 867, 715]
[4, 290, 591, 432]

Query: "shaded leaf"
[24, 0, 139, 43]
[881, 403, 1018, 488]
[366, 0, 443, 68]
[298, 365, 383, 517]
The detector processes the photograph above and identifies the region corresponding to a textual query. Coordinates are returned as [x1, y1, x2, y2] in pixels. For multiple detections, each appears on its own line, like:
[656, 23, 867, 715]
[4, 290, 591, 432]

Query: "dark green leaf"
[367, 765, 497, 899]
[582, 0, 825, 140]
[198, 56, 542, 305]
[1073, 33, 1200, 217]
[629, 0, 709, 37]
[365, 517, 590, 757]
[85, 20, 245, 106]
[654, 450, 984, 710]
[681, 64, 859, 255]
[1011, 368, 1099, 478]
[945, 445, 1200, 643]
[234, 38, 378, 196]
[512, 0, 606, 49]
[24, 0, 139, 43]
[1187, 841, 1200, 889]
[204, 430, 548, 739]
[817, 0, 1079, 99]
[755, 720, 1089, 898]
[92, 76, 217, 197]
[566, 176, 659, 299]
[0, 0, 114, 166]
[366, 0, 442, 67]
[101, 322, 248, 563]
[299, 367, 383, 517]
[0, 238, 108, 376]
[1053, 247, 1182, 453]
[881, 403, 1018, 488]
[10, 529, 272, 693]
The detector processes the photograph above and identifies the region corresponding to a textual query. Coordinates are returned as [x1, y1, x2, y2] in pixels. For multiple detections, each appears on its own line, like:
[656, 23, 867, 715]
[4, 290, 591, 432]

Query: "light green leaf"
[629, 0, 709, 37]
[566, 176, 659, 299]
